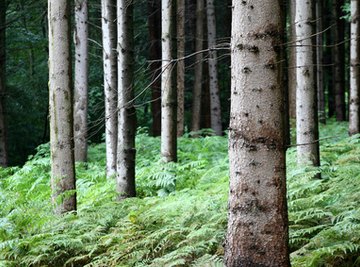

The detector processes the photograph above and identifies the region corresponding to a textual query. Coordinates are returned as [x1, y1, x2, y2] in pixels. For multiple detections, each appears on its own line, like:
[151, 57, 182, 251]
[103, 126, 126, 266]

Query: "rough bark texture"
[332, 0, 346, 121]
[191, 0, 204, 133]
[225, 1, 290, 266]
[0, 0, 7, 167]
[177, 0, 185, 137]
[102, 0, 118, 177]
[295, 0, 320, 167]
[74, 0, 89, 162]
[48, 0, 76, 214]
[161, 0, 177, 162]
[316, 0, 326, 124]
[349, 0, 360, 135]
[116, 0, 136, 199]
[288, 0, 296, 120]
[148, 0, 162, 136]
[206, 0, 222, 135]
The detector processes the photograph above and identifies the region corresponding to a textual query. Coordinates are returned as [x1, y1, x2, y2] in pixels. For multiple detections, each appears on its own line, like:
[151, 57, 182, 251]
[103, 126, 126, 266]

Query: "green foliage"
[0, 124, 359, 266]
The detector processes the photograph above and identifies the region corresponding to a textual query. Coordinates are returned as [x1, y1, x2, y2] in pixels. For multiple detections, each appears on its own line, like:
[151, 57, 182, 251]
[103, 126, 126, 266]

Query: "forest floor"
[0, 120, 359, 267]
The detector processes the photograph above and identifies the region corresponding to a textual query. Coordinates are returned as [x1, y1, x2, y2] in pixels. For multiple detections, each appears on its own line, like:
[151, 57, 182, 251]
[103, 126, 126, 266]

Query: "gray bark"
[74, 0, 89, 162]
[295, 0, 320, 167]
[349, 0, 360, 135]
[206, 0, 222, 135]
[191, 0, 204, 133]
[225, 1, 290, 266]
[102, 0, 118, 177]
[48, 0, 76, 214]
[177, 0, 185, 136]
[116, 0, 136, 198]
[161, 0, 177, 162]
[288, 0, 296, 120]
[0, 0, 7, 167]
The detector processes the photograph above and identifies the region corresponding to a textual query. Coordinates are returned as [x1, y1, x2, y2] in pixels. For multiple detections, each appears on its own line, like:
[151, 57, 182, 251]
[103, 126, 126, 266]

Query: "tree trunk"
[116, 0, 136, 199]
[102, 0, 118, 177]
[177, 0, 185, 136]
[206, 0, 222, 135]
[74, 0, 89, 162]
[295, 0, 320, 167]
[148, 0, 162, 137]
[0, 0, 7, 167]
[288, 0, 296, 120]
[316, 0, 326, 124]
[225, 1, 290, 266]
[161, 0, 177, 162]
[191, 0, 204, 133]
[349, 0, 360, 135]
[333, 0, 346, 121]
[48, 0, 76, 214]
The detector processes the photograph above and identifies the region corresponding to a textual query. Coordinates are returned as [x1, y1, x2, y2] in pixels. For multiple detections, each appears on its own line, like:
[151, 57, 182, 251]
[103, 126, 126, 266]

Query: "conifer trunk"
[74, 0, 89, 162]
[48, 0, 76, 214]
[288, 0, 297, 120]
[177, 0, 185, 136]
[349, 0, 360, 135]
[0, 0, 7, 167]
[116, 0, 136, 198]
[102, 0, 118, 177]
[225, 1, 290, 266]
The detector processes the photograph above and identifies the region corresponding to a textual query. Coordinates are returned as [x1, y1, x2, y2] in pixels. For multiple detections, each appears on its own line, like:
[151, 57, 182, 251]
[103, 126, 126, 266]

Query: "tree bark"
[349, 0, 360, 135]
[177, 0, 185, 136]
[116, 0, 136, 199]
[74, 0, 89, 162]
[316, 0, 326, 124]
[191, 0, 204, 133]
[206, 0, 222, 135]
[0, 0, 7, 167]
[332, 0, 346, 121]
[102, 0, 118, 177]
[48, 0, 76, 214]
[225, 1, 290, 266]
[295, 0, 320, 167]
[288, 0, 296, 120]
[148, 0, 162, 137]
[161, 0, 177, 162]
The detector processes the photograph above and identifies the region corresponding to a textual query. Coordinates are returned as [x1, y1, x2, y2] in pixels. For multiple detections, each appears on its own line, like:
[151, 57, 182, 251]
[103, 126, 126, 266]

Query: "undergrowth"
[0, 122, 359, 267]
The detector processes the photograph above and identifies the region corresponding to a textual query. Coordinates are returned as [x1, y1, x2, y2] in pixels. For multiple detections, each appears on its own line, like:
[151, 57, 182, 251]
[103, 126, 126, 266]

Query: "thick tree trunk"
[333, 0, 346, 121]
[148, 0, 162, 137]
[288, 0, 296, 120]
[349, 0, 360, 135]
[102, 0, 118, 177]
[177, 0, 185, 136]
[0, 0, 7, 167]
[316, 0, 326, 124]
[74, 0, 89, 162]
[116, 0, 136, 199]
[191, 0, 204, 133]
[48, 0, 76, 214]
[161, 0, 177, 162]
[225, 1, 290, 266]
[295, 0, 320, 167]
[206, 0, 222, 135]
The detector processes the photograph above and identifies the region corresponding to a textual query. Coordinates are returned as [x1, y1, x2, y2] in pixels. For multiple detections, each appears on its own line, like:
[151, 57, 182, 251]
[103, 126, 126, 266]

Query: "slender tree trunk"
[349, 0, 360, 135]
[148, 0, 162, 137]
[295, 0, 320, 167]
[177, 0, 185, 136]
[225, 1, 290, 266]
[0, 0, 7, 167]
[74, 0, 89, 162]
[161, 0, 177, 162]
[206, 0, 222, 135]
[48, 0, 76, 214]
[116, 0, 136, 198]
[102, 0, 118, 177]
[333, 0, 346, 121]
[316, 0, 326, 124]
[288, 0, 297, 120]
[191, 0, 204, 133]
